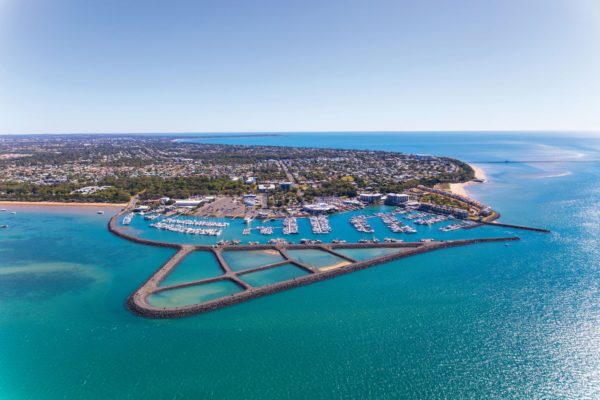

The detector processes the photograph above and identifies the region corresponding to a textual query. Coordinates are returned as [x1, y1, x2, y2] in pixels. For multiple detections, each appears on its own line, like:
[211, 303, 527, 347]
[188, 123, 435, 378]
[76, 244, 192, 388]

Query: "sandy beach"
[320, 261, 352, 272]
[0, 201, 126, 208]
[449, 164, 487, 197]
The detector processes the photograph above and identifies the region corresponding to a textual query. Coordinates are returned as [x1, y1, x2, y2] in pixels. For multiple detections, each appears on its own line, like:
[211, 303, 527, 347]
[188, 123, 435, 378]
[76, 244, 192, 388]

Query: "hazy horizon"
[2, 130, 600, 137]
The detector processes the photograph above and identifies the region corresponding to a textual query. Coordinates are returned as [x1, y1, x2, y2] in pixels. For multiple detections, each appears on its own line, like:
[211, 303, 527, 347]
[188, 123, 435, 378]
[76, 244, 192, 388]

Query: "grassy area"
[420, 193, 470, 211]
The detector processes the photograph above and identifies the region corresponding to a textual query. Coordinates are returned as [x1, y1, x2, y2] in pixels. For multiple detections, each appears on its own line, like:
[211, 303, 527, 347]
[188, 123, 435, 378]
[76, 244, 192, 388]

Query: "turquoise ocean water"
[1, 132, 599, 399]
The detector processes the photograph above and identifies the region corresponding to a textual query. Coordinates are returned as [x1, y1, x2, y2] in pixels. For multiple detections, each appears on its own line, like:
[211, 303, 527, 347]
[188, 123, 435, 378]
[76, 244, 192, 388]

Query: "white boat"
[97, 210, 104, 215]
[122, 213, 134, 225]
[1, 224, 8, 229]
[282, 217, 298, 235]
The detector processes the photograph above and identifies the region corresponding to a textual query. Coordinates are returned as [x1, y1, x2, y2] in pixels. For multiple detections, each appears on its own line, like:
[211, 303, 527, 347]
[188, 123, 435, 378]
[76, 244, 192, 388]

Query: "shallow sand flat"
[318, 261, 352, 272]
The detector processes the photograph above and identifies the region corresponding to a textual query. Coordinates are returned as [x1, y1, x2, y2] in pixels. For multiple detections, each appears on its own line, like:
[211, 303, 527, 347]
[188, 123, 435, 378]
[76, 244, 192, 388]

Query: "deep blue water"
[1, 132, 599, 399]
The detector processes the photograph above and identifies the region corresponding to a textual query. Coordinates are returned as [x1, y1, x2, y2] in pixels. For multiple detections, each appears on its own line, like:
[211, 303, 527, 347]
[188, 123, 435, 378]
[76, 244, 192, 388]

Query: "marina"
[309, 215, 332, 234]
[105, 204, 520, 318]
[350, 215, 374, 233]
[258, 226, 274, 235]
[376, 212, 416, 233]
[162, 217, 230, 228]
[150, 221, 222, 236]
[282, 217, 298, 234]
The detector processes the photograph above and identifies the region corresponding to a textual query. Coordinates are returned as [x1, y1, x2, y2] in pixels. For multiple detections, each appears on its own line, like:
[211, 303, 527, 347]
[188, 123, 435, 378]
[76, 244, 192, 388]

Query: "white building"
[384, 193, 409, 206]
[258, 184, 276, 192]
[303, 203, 338, 213]
[174, 199, 203, 207]
[358, 193, 383, 203]
[243, 194, 258, 206]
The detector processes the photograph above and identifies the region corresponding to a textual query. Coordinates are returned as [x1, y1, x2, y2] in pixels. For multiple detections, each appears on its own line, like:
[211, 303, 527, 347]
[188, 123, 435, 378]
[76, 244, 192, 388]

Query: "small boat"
[0, 209, 6, 212]
[97, 210, 104, 215]
[1, 224, 8, 229]
[122, 213, 134, 225]
[10, 211, 16, 215]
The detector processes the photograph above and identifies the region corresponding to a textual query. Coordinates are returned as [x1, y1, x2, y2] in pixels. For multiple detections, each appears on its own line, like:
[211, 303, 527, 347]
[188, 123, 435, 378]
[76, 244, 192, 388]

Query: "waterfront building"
[384, 193, 409, 206]
[343, 199, 363, 206]
[359, 193, 383, 203]
[174, 199, 203, 207]
[303, 203, 338, 214]
[419, 202, 468, 219]
[480, 207, 492, 217]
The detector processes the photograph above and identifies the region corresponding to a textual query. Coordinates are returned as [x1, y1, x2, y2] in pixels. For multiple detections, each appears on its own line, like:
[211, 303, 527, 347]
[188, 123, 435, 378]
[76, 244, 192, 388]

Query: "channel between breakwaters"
[108, 206, 520, 318]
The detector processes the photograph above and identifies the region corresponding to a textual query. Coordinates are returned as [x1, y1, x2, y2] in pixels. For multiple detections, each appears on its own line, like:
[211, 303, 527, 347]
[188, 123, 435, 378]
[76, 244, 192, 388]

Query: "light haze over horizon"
[1, 0, 599, 134]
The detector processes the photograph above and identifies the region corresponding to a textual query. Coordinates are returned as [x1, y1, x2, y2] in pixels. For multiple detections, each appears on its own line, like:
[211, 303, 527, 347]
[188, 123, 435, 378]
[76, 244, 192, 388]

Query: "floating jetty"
[309, 215, 331, 234]
[282, 217, 298, 235]
[107, 206, 519, 319]
[350, 215, 374, 233]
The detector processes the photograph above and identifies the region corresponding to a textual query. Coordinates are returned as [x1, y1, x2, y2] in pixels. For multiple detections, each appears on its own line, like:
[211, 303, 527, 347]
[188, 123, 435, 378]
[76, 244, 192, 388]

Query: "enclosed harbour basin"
[107, 205, 521, 318]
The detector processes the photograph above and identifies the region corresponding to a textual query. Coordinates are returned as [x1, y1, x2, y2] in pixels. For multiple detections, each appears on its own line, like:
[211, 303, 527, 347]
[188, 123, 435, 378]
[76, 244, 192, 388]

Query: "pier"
[480, 221, 551, 233]
[108, 203, 520, 319]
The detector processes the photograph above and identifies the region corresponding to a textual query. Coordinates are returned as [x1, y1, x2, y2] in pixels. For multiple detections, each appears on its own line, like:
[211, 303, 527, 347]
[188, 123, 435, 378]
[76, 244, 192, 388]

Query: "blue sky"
[0, 0, 599, 134]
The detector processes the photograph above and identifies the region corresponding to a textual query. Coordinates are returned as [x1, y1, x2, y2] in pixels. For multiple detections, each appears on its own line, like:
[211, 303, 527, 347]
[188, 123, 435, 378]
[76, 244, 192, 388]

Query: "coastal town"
[0, 133, 476, 209]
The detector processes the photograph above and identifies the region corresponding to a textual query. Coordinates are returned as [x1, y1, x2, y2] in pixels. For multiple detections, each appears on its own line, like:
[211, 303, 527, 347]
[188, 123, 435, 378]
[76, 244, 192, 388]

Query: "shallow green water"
[148, 280, 243, 308]
[335, 247, 406, 261]
[221, 249, 285, 271]
[239, 263, 309, 287]
[160, 251, 223, 287]
[286, 249, 350, 270]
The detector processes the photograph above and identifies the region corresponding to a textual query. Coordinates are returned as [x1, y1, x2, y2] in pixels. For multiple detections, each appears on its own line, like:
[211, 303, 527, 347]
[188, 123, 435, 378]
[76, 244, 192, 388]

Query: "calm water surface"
[1, 132, 599, 399]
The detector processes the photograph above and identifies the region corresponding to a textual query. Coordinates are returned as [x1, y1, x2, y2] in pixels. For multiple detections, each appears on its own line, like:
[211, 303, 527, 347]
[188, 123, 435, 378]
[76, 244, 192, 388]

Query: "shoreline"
[0, 201, 126, 208]
[449, 163, 487, 197]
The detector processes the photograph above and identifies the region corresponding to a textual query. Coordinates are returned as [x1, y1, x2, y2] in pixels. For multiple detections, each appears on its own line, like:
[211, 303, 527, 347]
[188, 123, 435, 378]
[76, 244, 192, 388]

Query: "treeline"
[101, 176, 247, 199]
[0, 182, 131, 203]
[0, 176, 249, 203]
